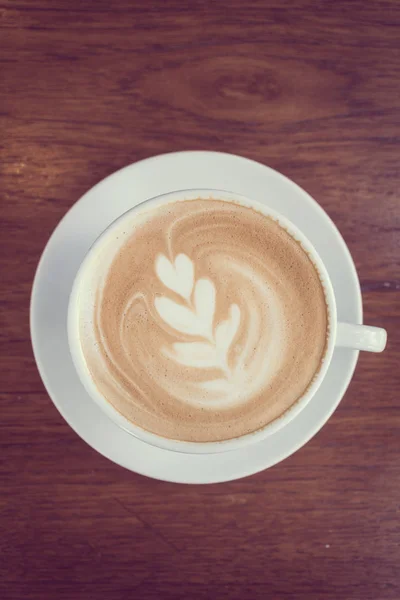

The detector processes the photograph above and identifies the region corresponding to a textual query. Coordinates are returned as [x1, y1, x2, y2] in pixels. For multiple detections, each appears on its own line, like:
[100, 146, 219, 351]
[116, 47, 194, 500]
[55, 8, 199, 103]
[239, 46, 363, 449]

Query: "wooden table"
[1, 1, 399, 598]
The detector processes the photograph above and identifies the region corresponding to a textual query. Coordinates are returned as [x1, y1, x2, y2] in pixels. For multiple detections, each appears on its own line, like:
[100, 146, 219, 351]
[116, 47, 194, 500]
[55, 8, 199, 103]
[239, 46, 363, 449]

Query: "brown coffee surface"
[80, 198, 328, 442]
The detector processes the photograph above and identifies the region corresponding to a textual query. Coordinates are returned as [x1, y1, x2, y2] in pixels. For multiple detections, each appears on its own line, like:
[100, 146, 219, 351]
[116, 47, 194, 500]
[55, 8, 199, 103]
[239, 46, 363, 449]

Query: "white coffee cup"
[68, 189, 387, 454]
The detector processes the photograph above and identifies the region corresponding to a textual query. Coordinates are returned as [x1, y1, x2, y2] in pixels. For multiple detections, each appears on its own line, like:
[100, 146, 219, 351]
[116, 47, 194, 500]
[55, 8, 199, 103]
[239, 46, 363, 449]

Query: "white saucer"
[30, 151, 362, 484]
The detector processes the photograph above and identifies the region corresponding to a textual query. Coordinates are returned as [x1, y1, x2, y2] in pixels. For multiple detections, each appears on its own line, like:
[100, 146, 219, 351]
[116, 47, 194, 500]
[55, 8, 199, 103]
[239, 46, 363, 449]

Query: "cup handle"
[336, 322, 387, 353]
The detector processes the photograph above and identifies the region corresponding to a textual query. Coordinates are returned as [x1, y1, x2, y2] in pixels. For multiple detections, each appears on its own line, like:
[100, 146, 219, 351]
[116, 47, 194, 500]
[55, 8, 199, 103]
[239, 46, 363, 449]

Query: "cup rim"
[67, 188, 337, 454]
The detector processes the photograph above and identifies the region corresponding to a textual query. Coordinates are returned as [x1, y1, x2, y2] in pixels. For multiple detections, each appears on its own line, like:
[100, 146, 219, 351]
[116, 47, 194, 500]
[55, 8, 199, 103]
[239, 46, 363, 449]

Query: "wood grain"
[1, 1, 399, 598]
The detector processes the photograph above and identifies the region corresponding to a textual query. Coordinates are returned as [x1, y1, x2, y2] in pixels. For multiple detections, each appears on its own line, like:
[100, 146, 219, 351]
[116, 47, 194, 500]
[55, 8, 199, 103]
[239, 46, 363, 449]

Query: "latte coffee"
[77, 197, 328, 443]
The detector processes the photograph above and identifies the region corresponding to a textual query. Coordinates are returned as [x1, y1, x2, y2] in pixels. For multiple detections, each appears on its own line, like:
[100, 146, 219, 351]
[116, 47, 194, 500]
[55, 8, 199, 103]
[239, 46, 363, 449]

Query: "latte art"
[155, 254, 242, 394]
[152, 252, 284, 408]
[80, 198, 328, 442]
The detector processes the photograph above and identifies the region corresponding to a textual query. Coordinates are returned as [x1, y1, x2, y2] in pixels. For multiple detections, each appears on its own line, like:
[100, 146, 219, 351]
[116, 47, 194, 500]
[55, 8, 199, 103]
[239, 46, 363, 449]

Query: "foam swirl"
[80, 198, 328, 442]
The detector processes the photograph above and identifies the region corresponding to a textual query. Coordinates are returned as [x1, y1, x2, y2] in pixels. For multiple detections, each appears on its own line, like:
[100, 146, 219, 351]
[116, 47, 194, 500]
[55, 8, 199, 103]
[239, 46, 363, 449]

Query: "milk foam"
[79, 198, 328, 442]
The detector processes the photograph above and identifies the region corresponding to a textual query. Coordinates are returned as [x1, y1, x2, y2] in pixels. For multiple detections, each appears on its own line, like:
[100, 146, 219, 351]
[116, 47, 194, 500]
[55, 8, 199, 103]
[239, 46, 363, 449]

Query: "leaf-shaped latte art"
[154, 296, 205, 337]
[154, 253, 240, 378]
[155, 253, 194, 300]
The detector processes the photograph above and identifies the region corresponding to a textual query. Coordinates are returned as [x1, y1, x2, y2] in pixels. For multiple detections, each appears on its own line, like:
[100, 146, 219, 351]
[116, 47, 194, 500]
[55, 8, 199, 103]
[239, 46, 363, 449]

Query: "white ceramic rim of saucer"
[30, 151, 361, 483]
